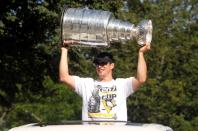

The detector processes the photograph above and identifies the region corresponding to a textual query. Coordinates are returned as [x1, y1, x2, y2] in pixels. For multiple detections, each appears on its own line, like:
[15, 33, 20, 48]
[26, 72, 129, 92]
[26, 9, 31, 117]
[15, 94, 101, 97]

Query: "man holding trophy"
[59, 7, 152, 122]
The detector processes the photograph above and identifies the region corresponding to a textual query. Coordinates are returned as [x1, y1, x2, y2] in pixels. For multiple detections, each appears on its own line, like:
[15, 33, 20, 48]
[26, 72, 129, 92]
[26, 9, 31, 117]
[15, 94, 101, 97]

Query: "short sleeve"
[73, 76, 94, 97]
[124, 77, 134, 97]
[116, 77, 134, 98]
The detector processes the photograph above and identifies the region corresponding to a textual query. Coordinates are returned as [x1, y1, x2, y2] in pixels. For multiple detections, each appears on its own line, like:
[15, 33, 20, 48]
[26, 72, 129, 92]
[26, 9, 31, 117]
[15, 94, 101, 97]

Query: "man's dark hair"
[93, 52, 115, 65]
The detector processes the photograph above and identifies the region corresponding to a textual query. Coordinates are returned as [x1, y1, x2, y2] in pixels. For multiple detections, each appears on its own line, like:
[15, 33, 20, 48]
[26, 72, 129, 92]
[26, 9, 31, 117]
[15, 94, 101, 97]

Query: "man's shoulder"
[115, 77, 133, 81]
[73, 76, 94, 81]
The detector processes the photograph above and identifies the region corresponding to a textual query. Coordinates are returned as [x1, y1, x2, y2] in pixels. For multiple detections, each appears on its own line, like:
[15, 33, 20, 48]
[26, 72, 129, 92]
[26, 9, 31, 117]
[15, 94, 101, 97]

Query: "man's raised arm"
[59, 40, 75, 90]
[132, 43, 151, 91]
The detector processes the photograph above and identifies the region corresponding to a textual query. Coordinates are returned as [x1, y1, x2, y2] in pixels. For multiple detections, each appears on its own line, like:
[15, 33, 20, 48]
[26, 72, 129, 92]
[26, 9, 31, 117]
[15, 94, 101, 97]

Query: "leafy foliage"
[0, 0, 197, 131]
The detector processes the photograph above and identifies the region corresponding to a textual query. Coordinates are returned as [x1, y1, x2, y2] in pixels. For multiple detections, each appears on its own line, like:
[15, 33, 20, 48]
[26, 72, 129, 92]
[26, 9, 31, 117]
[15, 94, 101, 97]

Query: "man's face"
[95, 63, 114, 80]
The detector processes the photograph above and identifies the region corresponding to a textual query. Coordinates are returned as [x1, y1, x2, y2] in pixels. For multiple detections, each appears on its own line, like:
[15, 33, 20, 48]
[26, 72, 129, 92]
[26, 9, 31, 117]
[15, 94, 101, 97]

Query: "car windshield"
[34, 120, 132, 126]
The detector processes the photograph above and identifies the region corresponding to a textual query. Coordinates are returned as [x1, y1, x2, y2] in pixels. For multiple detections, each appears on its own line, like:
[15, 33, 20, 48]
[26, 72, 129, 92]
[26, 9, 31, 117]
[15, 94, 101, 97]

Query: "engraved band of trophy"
[61, 7, 152, 47]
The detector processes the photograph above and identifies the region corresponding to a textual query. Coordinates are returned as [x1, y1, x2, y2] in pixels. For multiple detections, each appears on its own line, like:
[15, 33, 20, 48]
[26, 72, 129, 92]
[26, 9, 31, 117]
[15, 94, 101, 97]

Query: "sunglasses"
[95, 62, 112, 66]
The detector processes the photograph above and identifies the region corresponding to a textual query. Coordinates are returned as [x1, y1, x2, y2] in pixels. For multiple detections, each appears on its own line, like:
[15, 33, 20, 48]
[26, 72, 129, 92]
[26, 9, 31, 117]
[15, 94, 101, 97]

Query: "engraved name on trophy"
[61, 7, 152, 47]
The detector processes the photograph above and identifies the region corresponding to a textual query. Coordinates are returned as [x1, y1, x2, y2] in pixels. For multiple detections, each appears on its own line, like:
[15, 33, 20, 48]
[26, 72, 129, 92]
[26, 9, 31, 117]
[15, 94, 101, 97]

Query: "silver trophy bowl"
[61, 7, 152, 47]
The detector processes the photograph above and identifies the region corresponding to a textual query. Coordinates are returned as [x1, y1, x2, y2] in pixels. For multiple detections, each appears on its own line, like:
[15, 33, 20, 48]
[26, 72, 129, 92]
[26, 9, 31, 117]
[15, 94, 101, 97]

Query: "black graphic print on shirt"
[88, 84, 117, 120]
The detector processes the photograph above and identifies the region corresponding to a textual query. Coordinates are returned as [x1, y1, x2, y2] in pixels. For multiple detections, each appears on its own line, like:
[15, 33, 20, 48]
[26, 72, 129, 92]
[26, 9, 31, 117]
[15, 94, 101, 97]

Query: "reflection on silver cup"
[61, 7, 152, 47]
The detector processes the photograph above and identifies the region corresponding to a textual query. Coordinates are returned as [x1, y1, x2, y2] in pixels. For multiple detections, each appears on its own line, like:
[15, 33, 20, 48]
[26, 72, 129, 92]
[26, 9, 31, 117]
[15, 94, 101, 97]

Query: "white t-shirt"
[74, 76, 134, 122]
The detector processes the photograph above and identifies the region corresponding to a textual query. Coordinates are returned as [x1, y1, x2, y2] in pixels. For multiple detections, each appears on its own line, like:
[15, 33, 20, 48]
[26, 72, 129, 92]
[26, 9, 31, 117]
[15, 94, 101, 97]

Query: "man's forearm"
[137, 51, 147, 84]
[59, 47, 69, 81]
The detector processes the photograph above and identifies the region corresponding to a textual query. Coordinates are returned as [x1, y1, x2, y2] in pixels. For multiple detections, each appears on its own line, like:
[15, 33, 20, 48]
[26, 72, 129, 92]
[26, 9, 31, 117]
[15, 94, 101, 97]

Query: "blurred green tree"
[0, 0, 197, 131]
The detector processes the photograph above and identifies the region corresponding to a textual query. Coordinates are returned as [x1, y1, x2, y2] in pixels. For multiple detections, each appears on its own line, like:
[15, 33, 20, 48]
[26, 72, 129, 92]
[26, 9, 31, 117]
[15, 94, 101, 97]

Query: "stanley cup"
[61, 7, 152, 47]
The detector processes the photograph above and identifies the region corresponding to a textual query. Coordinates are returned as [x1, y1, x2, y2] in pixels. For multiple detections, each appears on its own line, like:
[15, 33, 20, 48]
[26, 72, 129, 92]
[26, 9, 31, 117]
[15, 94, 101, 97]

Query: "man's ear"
[110, 63, 115, 69]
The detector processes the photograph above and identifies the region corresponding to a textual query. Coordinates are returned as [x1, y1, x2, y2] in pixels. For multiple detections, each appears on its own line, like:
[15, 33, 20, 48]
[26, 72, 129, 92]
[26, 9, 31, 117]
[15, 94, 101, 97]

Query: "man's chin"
[98, 74, 105, 79]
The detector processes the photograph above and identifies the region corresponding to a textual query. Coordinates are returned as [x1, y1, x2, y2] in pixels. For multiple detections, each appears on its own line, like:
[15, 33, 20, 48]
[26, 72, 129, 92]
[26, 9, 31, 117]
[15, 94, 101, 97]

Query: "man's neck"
[98, 76, 113, 82]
